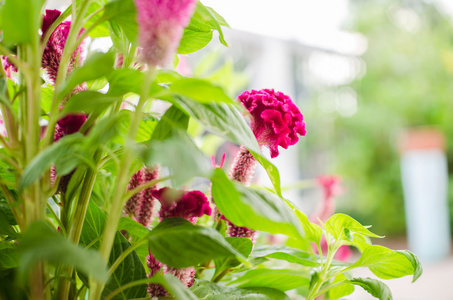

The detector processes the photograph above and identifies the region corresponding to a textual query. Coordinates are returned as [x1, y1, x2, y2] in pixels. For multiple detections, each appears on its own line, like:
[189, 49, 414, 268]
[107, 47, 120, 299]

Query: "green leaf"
[187, 2, 228, 46]
[250, 245, 319, 267]
[349, 277, 392, 300]
[148, 218, 245, 268]
[18, 221, 108, 284]
[80, 201, 148, 299]
[348, 245, 419, 281]
[395, 250, 423, 282]
[0, 243, 19, 269]
[82, 114, 126, 150]
[191, 279, 290, 300]
[178, 29, 213, 54]
[0, 195, 17, 225]
[294, 209, 322, 243]
[211, 169, 304, 238]
[118, 217, 149, 241]
[170, 97, 282, 196]
[214, 237, 253, 277]
[105, 241, 148, 299]
[58, 52, 115, 99]
[113, 110, 158, 144]
[142, 132, 209, 186]
[169, 78, 234, 104]
[62, 91, 122, 115]
[107, 68, 143, 96]
[325, 214, 383, 243]
[103, 0, 138, 45]
[84, 2, 110, 37]
[0, 210, 19, 239]
[18, 134, 84, 191]
[328, 274, 354, 300]
[0, 0, 45, 45]
[229, 269, 310, 291]
[151, 105, 189, 141]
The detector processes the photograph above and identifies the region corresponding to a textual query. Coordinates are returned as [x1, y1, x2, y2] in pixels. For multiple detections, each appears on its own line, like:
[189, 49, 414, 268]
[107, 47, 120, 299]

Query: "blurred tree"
[326, 0, 453, 235]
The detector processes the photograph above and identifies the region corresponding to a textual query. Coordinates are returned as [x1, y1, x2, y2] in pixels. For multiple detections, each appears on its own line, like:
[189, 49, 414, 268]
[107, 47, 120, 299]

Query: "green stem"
[212, 268, 231, 283]
[314, 279, 348, 298]
[306, 242, 338, 300]
[46, 202, 65, 234]
[89, 67, 156, 300]
[55, 149, 103, 300]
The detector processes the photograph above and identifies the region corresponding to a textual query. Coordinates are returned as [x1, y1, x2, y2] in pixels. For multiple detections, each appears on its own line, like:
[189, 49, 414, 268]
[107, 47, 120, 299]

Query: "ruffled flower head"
[134, 0, 197, 66]
[152, 187, 211, 222]
[238, 89, 306, 158]
[41, 9, 85, 83]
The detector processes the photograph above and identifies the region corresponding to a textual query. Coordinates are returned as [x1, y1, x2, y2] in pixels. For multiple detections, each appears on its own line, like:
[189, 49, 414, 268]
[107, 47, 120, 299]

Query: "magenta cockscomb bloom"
[238, 89, 306, 158]
[124, 166, 160, 227]
[147, 251, 168, 297]
[136, 166, 160, 227]
[134, 0, 197, 66]
[152, 187, 211, 222]
[124, 169, 145, 216]
[41, 9, 85, 83]
[57, 114, 87, 135]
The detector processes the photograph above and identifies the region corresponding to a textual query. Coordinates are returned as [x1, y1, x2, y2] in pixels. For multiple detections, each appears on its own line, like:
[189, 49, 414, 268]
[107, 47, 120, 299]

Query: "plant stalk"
[89, 67, 156, 299]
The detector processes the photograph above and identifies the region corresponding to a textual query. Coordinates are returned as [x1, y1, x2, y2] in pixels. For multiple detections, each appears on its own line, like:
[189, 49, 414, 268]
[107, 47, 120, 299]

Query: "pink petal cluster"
[41, 9, 85, 83]
[147, 251, 196, 298]
[228, 146, 257, 185]
[134, 0, 197, 66]
[311, 175, 343, 223]
[238, 89, 306, 158]
[124, 166, 160, 227]
[152, 187, 211, 223]
[317, 175, 343, 201]
[1, 55, 17, 78]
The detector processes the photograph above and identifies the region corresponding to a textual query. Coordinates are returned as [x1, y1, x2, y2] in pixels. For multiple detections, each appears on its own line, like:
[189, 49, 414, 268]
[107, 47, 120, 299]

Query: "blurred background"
[192, 0, 453, 298]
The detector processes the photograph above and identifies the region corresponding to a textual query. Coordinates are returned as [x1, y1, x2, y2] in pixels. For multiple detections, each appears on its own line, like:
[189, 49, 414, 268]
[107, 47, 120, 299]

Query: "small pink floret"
[238, 89, 306, 158]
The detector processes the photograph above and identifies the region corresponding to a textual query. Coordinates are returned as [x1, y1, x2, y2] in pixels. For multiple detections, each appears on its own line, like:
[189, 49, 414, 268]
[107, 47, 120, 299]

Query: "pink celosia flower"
[136, 166, 160, 227]
[41, 9, 85, 83]
[311, 176, 343, 223]
[238, 89, 306, 158]
[147, 251, 167, 297]
[152, 187, 211, 223]
[134, 0, 197, 66]
[41, 9, 61, 37]
[57, 114, 87, 135]
[124, 166, 160, 227]
[124, 168, 145, 216]
[228, 146, 257, 185]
